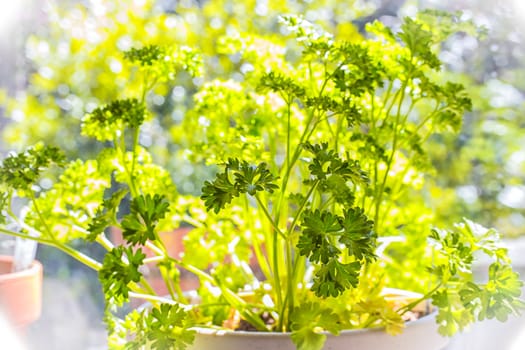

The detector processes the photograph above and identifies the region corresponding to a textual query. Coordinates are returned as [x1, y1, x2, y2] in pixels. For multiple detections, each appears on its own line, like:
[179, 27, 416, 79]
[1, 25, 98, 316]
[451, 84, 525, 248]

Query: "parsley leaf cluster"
[201, 158, 279, 213]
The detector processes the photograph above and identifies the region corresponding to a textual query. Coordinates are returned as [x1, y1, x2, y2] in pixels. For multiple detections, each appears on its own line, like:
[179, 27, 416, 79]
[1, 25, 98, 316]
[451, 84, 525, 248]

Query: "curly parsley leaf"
[234, 161, 279, 195]
[429, 219, 525, 336]
[148, 304, 195, 349]
[82, 98, 146, 141]
[124, 45, 202, 79]
[418, 77, 472, 132]
[121, 194, 170, 245]
[0, 144, 65, 193]
[124, 304, 195, 350]
[397, 17, 440, 69]
[312, 260, 361, 298]
[258, 71, 306, 101]
[298, 208, 374, 297]
[417, 9, 487, 41]
[297, 209, 342, 264]
[429, 227, 474, 275]
[303, 142, 369, 185]
[201, 172, 238, 214]
[99, 246, 145, 306]
[87, 188, 129, 241]
[332, 43, 385, 96]
[432, 289, 473, 336]
[201, 158, 279, 213]
[23, 159, 110, 243]
[124, 45, 165, 66]
[322, 175, 355, 207]
[339, 208, 376, 262]
[290, 302, 340, 350]
[304, 96, 362, 127]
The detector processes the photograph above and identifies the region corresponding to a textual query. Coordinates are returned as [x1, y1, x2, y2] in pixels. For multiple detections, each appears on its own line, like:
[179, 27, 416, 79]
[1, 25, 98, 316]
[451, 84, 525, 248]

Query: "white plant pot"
[190, 309, 447, 350]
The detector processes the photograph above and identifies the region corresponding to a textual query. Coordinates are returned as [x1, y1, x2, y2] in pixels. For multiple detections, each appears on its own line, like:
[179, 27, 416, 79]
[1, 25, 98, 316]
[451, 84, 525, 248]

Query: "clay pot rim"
[0, 255, 42, 282]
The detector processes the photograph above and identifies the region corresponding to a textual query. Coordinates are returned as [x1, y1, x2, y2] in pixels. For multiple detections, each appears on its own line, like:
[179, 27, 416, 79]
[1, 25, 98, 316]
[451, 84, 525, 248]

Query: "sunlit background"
[0, 0, 524, 349]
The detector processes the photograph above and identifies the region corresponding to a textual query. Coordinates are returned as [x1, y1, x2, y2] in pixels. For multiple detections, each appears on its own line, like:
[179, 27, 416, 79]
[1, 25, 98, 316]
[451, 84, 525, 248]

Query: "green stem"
[158, 262, 178, 301]
[116, 69, 154, 199]
[286, 180, 319, 237]
[286, 99, 292, 171]
[274, 62, 337, 224]
[58, 243, 103, 270]
[167, 255, 268, 331]
[281, 181, 320, 331]
[243, 196, 271, 281]
[396, 283, 443, 316]
[96, 234, 115, 251]
[128, 292, 180, 306]
[145, 241, 164, 255]
[284, 238, 294, 331]
[255, 193, 284, 326]
[151, 231, 177, 301]
[29, 193, 54, 239]
[413, 104, 442, 134]
[255, 194, 285, 239]
[116, 146, 138, 198]
[143, 256, 164, 264]
[374, 71, 413, 229]
[27, 194, 103, 270]
[144, 241, 184, 303]
[333, 110, 345, 150]
[137, 276, 158, 296]
[181, 214, 204, 229]
[383, 84, 402, 123]
[129, 127, 140, 195]
[0, 227, 54, 246]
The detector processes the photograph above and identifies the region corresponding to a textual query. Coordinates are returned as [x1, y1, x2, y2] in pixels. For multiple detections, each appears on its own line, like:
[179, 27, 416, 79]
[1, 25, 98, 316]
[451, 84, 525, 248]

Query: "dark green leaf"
[339, 208, 376, 261]
[99, 246, 145, 306]
[258, 71, 306, 101]
[332, 43, 385, 96]
[303, 142, 369, 185]
[121, 194, 170, 245]
[87, 188, 128, 241]
[124, 45, 165, 66]
[311, 260, 361, 298]
[298, 209, 342, 264]
[201, 158, 278, 214]
[0, 144, 65, 192]
[82, 98, 146, 141]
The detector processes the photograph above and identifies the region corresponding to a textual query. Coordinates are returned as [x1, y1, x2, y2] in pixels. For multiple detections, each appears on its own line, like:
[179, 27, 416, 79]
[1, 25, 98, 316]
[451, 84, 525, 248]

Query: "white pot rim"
[193, 287, 433, 337]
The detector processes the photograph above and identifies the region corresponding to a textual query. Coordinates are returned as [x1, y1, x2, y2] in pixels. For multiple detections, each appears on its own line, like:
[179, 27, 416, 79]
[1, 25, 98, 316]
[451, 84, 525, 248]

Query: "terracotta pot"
[190, 309, 446, 350]
[0, 255, 43, 330]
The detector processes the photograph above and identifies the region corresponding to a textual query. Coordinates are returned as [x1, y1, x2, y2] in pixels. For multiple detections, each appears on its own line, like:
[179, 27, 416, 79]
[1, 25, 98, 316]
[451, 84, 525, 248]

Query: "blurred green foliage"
[0, 0, 372, 194]
[2, 0, 524, 236]
[0, 1, 523, 237]
[421, 0, 525, 237]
